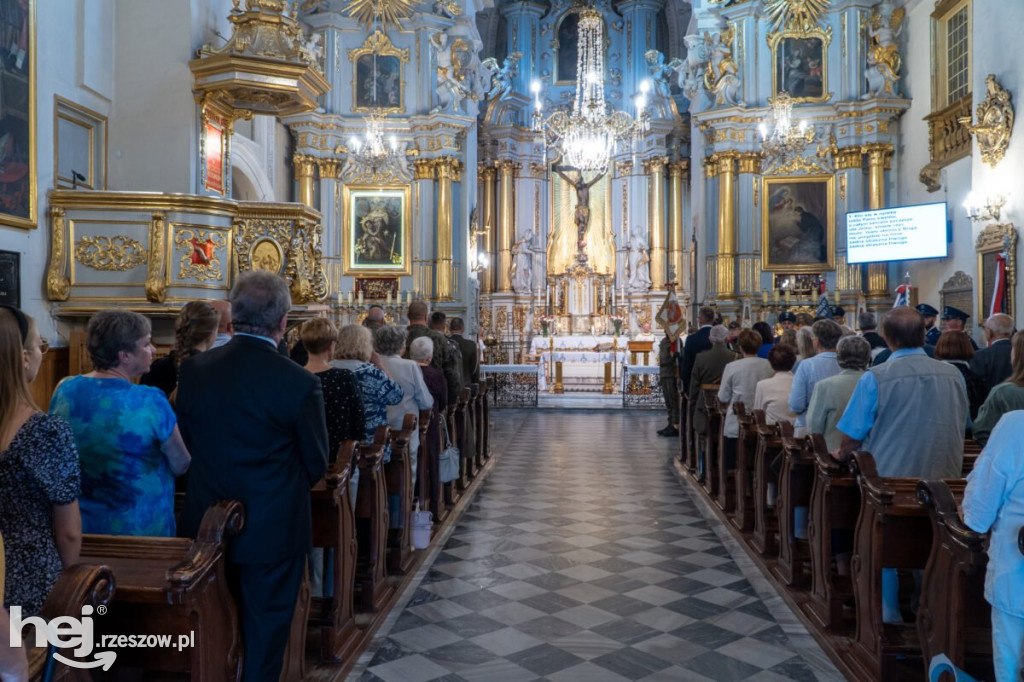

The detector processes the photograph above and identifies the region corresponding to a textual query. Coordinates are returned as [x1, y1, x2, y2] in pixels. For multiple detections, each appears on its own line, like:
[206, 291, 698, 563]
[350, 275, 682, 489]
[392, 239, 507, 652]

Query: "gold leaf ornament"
[763, 0, 831, 32]
[74, 235, 147, 271]
[343, 0, 419, 30]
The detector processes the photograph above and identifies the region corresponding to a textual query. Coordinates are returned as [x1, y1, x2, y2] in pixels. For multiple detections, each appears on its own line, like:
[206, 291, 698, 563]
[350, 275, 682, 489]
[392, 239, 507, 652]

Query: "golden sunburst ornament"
[343, 0, 419, 30]
[763, 0, 831, 32]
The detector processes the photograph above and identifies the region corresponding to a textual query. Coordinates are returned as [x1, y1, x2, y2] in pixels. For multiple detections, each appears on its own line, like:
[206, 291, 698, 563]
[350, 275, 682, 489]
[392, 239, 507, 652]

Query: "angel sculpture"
[703, 26, 744, 107]
[429, 30, 470, 113]
[482, 52, 521, 102]
[863, 0, 905, 98]
[644, 49, 684, 100]
[681, 33, 712, 102]
[627, 228, 652, 292]
[298, 32, 324, 72]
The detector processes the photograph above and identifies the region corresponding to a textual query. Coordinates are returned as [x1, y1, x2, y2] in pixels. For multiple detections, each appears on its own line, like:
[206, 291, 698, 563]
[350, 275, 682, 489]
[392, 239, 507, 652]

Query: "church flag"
[893, 283, 911, 308]
[990, 252, 1007, 317]
[656, 289, 685, 345]
[815, 294, 833, 320]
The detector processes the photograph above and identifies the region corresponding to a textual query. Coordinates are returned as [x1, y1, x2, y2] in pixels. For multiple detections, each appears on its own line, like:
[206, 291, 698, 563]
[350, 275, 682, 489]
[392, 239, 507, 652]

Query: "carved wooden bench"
[774, 427, 814, 587]
[386, 414, 417, 575]
[847, 453, 966, 681]
[454, 387, 474, 483]
[355, 427, 394, 613]
[731, 402, 758, 532]
[26, 564, 115, 680]
[915, 479, 993, 681]
[804, 433, 859, 632]
[752, 413, 786, 556]
[702, 388, 722, 497]
[309, 441, 360, 663]
[715, 397, 737, 513]
[78, 501, 244, 681]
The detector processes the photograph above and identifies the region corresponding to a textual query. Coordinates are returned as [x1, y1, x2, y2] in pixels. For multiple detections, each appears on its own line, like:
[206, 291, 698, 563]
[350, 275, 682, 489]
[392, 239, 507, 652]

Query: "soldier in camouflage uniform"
[658, 332, 680, 436]
[406, 301, 463, 406]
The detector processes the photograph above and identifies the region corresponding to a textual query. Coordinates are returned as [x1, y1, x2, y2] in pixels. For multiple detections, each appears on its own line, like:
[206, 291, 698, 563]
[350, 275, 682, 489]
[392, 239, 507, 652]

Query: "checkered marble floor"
[349, 410, 844, 682]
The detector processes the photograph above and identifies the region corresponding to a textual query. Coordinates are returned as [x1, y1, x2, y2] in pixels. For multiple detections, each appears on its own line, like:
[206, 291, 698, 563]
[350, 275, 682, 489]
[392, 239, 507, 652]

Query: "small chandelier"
[531, 6, 648, 176]
[347, 109, 402, 175]
[758, 92, 814, 163]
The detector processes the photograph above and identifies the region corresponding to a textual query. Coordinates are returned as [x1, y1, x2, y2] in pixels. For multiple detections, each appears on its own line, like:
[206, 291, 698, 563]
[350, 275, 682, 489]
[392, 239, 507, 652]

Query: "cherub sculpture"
[430, 30, 470, 113]
[479, 51, 521, 102]
[863, 0, 905, 98]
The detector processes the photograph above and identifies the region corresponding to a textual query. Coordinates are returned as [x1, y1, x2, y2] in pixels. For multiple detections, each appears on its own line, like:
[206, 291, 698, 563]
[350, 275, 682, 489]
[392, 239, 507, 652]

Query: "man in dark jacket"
[449, 317, 480, 388]
[971, 312, 1015, 397]
[407, 302, 463, 404]
[177, 271, 328, 682]
[679, 306, 715, 391]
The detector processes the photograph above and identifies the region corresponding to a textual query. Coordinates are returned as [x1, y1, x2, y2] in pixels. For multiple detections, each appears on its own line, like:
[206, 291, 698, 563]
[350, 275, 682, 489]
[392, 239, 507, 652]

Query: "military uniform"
[918, 303, 942, 346]
[407, 324, 463, 405]
[658, 336, 680, 435]
[941, 305, 979, 350]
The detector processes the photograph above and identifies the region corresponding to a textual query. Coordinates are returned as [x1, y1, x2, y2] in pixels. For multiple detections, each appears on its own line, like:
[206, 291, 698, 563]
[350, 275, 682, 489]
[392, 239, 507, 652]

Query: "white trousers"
[992, 606, 1024, 682]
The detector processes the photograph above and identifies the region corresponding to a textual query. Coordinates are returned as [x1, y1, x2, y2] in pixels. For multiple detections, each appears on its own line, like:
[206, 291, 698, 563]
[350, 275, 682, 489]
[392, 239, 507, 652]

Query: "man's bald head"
[209, 299, 232, 334]
[985, 313, 1014, 339]
[882, 307, 925, 350]
[364, 305, 385, 330]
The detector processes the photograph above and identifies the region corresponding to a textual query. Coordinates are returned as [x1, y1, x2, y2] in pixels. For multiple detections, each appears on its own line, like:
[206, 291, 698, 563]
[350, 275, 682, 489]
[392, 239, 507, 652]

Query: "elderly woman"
[141, 301, 220, 401]
[718, 329, 773, 469]
[805, 335, 871, 450]
[411, 337, 447, 491]
[50, 310, 191, 537]
[374, 325, 433, 476]
[332, 324, 403, 455]
[971, 331, 1024, 445]
[0, 306, 81, 618]
[754, 344, 799, 425]
[300, 318, 364, 461]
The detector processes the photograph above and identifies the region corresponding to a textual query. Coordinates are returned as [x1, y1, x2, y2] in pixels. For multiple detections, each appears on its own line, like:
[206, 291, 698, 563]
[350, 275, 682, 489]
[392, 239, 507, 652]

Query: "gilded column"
[293, 154, 318, 208]
[643, 156, 668, 289]
[496, 159, 519, 293]
[716, 152, 739, 299]
[668, 160, 689, 285]
[865, 144, 893, 297]
[479, 164, 497, 294]
[435, 157, 462, 301]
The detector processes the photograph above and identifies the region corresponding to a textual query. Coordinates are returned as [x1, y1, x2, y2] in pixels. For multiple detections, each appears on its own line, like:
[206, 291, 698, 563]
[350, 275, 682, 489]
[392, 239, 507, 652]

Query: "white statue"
[680, 34, 712, 102]
[627, 228, 652, 292]
[480, 51, 521, 102]
[430, 30, 469, 113]
[703, 25, 743, 107]
[644, 49, 683, 100]
[863, 1, 905, 98]
[510, 231, 534, 294]
[298, 32, 324, 72]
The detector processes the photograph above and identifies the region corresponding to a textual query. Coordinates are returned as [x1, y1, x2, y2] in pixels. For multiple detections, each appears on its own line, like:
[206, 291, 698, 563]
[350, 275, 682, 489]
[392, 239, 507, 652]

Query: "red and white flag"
[656, 288, 685, 347]
[990, 252, 1007, 317]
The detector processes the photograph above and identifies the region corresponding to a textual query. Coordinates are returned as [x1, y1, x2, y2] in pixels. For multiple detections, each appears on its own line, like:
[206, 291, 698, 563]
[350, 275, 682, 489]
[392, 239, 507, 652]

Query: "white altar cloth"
[530, 335, 618, 354]
[537, 350, 629, 391]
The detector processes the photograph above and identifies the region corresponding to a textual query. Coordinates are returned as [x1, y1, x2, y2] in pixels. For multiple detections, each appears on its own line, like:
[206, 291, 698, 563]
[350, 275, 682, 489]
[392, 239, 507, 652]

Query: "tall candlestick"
[774, 288, 780, 305]
[346, 291, 353, 305]
[784, 288, 791, 305]
[762, 289, 768, 305]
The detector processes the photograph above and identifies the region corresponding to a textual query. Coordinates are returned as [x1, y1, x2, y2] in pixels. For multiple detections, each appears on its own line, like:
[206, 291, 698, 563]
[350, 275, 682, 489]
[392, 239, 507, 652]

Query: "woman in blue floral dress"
[50, 310, 192, 537]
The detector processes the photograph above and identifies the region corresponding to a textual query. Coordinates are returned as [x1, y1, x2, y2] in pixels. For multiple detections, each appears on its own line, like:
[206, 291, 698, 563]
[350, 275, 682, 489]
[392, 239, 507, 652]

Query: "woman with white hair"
[333, 324, 402, 456]
[374, 325, 433, 474]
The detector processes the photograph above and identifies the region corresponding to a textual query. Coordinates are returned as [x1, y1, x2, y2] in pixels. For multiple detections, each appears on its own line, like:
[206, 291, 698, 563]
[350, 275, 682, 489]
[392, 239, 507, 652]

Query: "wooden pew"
[731, 403, 758, 532]
[454, 387, 474, 483]
[774, 428, 815, 587]
[416, 407, 432, 513]
[26, 564, 115, 680]
[385, 414, 417, 576]
[701, 388, 721, 497]
[309, 441, 361, 663]
[678, 385, 692, 468]
[355, 427, 394, 613]
[471, 384, 485, 470]
[804, 433, 859, 632]
[847, 453, 966, 682]
[443, 404, 462, 507]
[752, 413, 786, 556]
[78, 501, 245, 681]
[915, 479, 993, 681]
[481, 377, 492, 461]
[715, 398, 737, 513]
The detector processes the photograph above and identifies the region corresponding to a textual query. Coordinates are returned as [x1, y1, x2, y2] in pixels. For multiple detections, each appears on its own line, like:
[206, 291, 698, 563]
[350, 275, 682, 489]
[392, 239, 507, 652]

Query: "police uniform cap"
[941, 306, 969, 321]
[916, 303, 939, 317]
[779, 311, 797, 323]
[830, 305, 845, 317]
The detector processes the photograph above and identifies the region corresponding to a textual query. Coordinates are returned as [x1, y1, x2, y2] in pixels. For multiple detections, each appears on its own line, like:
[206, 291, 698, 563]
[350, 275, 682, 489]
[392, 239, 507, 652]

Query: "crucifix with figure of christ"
[554, 165, 604, 268]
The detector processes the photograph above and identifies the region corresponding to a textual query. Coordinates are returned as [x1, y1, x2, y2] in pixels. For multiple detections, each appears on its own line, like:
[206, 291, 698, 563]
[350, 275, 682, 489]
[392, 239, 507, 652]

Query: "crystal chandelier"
[531, 7, 648, 176]
[347, 109, 401, 175]
[758, 92, 815, 163]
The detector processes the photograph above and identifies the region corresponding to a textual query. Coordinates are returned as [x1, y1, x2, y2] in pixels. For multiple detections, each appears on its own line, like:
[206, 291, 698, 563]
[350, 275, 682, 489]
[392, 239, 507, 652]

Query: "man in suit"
[971, 312, 1015, 397]
[917, 303, 941, 346]
[177, 271, 329, 682]
[680, 306, 716, 391]
[942, 305, 979, 350]
[448, 317, 480, 388]
[688, 324, 738, 480]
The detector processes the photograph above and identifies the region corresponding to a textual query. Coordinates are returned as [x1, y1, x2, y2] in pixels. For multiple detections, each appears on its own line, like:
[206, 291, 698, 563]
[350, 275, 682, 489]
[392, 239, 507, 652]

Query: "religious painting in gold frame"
[343, 185, 412, 276]
[547, 162, 614, 277]
[348, 31, 409, 115]
[0, 0, 35, 229]
[976, 222, 1017, 322]
[761, 174, 835, 272]
[768, 26, 832, 103]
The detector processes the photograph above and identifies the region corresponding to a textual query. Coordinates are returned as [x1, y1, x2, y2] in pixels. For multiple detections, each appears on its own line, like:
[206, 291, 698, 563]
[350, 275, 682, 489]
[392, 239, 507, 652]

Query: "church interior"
[1, 0, 1022, 679]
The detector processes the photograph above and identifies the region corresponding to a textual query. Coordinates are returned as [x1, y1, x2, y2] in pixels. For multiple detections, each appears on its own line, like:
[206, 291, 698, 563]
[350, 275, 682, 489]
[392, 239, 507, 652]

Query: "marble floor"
[347, 410, 844, 682]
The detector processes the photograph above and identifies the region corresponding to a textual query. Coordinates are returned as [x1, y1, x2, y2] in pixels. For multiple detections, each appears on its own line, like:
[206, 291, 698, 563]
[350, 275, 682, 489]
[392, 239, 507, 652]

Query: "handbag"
[439, 417, 460, 483]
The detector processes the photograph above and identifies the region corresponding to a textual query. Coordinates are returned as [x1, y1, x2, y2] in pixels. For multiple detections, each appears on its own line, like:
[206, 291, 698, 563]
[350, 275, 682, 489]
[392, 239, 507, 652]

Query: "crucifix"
[554, 165, 604, 266]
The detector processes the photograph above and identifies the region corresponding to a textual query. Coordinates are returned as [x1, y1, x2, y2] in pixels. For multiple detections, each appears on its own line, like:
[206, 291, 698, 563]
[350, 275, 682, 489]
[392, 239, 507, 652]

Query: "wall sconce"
[964, 192, 1007, 224]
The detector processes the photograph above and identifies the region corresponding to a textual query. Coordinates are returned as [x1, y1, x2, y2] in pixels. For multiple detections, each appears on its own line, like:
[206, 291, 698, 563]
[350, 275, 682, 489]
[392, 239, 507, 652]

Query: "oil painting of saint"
[345, 187, 410, 275]
[763, 178, 833, 271]
[775, 37, 825, 100]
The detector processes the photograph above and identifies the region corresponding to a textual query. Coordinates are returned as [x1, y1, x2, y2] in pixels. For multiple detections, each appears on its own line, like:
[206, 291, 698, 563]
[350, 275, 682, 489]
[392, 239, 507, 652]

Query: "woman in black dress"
[935, 331, 986, 426]
[300, 318, 365, 462]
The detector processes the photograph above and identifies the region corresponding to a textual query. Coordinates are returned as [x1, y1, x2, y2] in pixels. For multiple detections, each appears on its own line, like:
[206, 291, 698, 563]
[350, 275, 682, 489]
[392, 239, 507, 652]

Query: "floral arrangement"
[609, 314, 625, 335]
[538, 314, 556, 336]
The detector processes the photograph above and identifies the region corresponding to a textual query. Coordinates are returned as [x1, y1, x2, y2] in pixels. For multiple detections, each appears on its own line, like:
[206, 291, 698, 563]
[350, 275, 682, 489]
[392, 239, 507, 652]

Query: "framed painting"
[0, 249, 19, 306]
[343, 185, 411, 276]
[768, 27, 831, 102]
[0, 0, 35, 228]
[761, 175, 835, 272]
[976, 222, 1017, 322]
[349, 31, 408, 115]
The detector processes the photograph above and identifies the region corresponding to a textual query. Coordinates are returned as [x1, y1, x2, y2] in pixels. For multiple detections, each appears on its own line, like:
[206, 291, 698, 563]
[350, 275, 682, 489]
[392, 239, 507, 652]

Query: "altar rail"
[480, 364, 539, 408]
[622, 366, 664, 409]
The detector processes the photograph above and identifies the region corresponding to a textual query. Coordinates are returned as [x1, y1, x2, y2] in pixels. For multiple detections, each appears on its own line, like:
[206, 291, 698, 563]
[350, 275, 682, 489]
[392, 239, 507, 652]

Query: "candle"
[406, 290, 411, 305]
[784, 288, 791, 305]
[774, 288, 780, 304]
[762, 289, 768, 305]
[346, 291, 353, 305]
[386, 291, 392, 305]
[358, 290, 364, 305]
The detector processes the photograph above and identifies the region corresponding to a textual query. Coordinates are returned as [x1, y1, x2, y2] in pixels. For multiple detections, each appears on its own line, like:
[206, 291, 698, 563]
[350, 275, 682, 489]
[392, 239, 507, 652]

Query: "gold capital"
[836, 147, 864, 170]
[668, 160, 690, 180]
[736, 152, 762, 175]
[293, 153, 317, 179]
[317, 158, 342, 179]
[478, 164, 497, 182]
[641, 156, 669, 175]
[414, 159, 435, 180]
